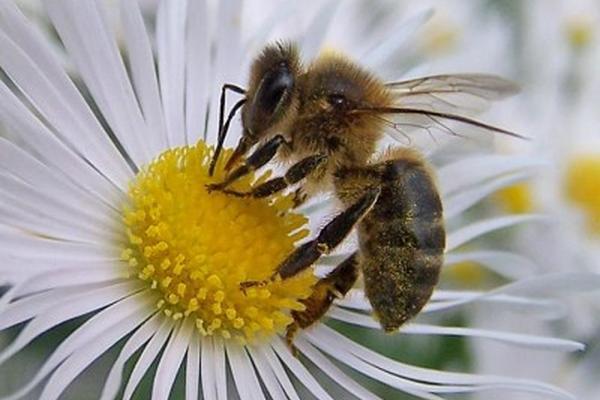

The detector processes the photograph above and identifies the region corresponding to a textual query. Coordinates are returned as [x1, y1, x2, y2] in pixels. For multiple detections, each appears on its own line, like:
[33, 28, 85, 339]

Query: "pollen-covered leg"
[207, 134, 288, 192]
[217, 154, 327, 199]
[286, 253, 359, 353]
[240, 187, 379, 290]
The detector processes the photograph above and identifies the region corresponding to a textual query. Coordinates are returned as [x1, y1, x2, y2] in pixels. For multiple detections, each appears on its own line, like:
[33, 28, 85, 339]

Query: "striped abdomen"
[334, 149, 445, 331]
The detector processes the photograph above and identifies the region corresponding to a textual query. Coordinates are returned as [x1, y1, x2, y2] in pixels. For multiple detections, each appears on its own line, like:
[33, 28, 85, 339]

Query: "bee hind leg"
[285, 252, 360, 355]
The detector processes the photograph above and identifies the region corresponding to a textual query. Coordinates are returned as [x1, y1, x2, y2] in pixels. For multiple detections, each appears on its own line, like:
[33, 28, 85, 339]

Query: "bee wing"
[385, 73, 519, 114]
[371, 74, 523, 146]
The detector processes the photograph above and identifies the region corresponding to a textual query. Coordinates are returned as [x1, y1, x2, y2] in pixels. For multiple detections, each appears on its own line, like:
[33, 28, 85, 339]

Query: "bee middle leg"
[286, 252, 359, 354]
[240, 187, 380, 289]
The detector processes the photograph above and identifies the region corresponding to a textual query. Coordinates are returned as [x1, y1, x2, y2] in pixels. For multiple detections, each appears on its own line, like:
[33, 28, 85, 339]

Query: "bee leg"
[206, 134, 288, 192]
[292, 187, 307, 208]
[286, 253, 359, 354]
[218, 154, 327, 199]
[240, 188, 379, 290]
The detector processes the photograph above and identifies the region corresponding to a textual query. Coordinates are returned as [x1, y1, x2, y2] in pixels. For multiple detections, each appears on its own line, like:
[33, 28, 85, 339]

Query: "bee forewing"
[375, 74, 522, 148]
[386, 73, 519, 114]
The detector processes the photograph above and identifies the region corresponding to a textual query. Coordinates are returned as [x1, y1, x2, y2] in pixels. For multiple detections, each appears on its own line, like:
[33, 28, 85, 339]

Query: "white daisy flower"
[0, 1, 593, 399]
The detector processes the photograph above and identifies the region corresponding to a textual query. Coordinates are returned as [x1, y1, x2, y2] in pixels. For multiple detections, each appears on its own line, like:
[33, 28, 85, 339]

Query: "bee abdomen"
[357, 154, 445, 331]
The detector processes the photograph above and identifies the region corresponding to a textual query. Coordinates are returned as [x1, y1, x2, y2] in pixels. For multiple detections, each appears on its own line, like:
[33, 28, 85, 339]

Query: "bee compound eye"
[327, 93, 347, 108]
[257, 66, 294, 115]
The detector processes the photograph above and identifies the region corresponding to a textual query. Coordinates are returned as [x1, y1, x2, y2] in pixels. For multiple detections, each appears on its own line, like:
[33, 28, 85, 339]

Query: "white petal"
[0, 80, 124, 204]
[327, 308, 583, 352]
[0, 257, 121, 283]
[0, 281, 143, 366]
[304, 327, 453, 399]
[0, 281, 25, 317]
[120, 0, 168, 155]
[213, 338, 228, 400]
[244, 2, 297, 55]
[403, 325, 583, 352]
[444, 250, 538, 280]
[438, 155, 543, 197]
[485, 272, 600, 298]
[299, 0, 339, 61]
[156, 0, 187, 147]
[185, 333, 200, 400]
[0, 173, 116, 242]
[200, 337, 216, 400]
[184, 0, 209, 144]
[0, 203, 107, 246]
[254, 345, 300, 400]
[1, 290, 153, 400]
[336, 289, 565, 320]
[447, 214, 545, 251]
[122, 318, 175, 400]
[362, 9, 433, 71]
[0, 4, 132, 186]
[38, 306, 155, 400]
[0, 138, 119, 220]
[0, 226, 117, 262]
[10, 264, 122, 297]
[271, 338, 333, 400]
[45, 0, 153, 166]
[444, 171, 533, 219]
[246, 345, 289, 400]
[152, 318, 194, 400]
[205, 0, 243, 144]
[308, 325, 574, 399]
[100, 313, 166, 400]
[426, 292, 565, 320]
[226, 343, 265, 400]
[294, 336, 380, 400]
[0, 284, 107, 330]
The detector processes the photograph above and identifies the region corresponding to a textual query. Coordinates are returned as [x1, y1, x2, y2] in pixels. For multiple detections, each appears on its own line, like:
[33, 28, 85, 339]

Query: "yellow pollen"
[122, 141, 316, 342]
[495, 183, 535, 214]
[563, 154, 600, 235]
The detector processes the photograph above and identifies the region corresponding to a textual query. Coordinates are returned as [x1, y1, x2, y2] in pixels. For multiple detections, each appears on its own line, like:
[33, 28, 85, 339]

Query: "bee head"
[226, 42, 301, 171]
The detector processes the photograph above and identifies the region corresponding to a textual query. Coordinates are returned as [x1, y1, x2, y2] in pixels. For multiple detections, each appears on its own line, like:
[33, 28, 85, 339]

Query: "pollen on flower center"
[121, 140, 315, 343]
[563, 154, 600, 235]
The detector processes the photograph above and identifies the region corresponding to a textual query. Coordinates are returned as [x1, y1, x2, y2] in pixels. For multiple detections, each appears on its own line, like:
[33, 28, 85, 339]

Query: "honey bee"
[206, 42, 520, 348]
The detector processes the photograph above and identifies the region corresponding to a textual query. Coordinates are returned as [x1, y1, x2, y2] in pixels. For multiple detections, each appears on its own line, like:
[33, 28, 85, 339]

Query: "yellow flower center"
[495, 183, 535, 214]
[565, 16, 594, 51]
[563, 154, 600, 235]
[444, 261, 485, 287]
[121, 141, 315, 343]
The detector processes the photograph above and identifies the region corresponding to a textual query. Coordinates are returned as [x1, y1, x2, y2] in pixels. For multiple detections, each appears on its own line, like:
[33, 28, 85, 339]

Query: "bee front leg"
[240, 187, 379, 290]
[206, 134, 288, 192]
[286, 252, 359, 354]
[218, 154, 327, 200]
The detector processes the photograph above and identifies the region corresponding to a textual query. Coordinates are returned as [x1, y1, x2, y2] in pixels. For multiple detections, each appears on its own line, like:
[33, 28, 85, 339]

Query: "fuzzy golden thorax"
[286, 53, 393, 170]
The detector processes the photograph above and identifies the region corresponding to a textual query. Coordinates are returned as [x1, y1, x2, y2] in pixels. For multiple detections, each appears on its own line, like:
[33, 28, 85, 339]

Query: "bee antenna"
[209, 83, 246, 176]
